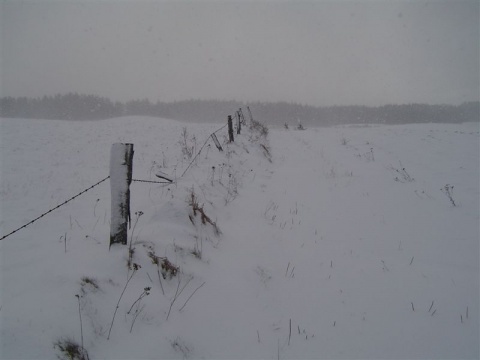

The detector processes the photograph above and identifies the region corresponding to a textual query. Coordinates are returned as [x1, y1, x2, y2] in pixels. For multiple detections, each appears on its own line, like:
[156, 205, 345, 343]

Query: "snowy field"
[0, 116, 478, 359]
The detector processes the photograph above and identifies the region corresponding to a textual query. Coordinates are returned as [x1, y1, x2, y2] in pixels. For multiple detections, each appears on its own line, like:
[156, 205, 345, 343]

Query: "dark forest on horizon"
[1, 93, 478, 126]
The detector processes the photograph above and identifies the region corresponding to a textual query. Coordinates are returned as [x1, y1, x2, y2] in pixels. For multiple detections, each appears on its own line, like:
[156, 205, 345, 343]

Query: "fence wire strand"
[180, 123, 228, 178]
[1, 122, 232, 241]
[0, 176, 110, 241]
[132, 179, 171, 184]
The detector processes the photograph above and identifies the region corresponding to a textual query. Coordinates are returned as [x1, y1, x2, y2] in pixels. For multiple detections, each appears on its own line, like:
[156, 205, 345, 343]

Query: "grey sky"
[1, 0, 478, 106]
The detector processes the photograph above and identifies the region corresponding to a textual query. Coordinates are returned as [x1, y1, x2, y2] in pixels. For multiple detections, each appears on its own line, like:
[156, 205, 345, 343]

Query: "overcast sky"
[1, 0, 478, 107]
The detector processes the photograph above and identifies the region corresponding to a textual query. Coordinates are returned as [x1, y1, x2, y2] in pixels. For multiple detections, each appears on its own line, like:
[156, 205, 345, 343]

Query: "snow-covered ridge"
[0, 116, 478, 359]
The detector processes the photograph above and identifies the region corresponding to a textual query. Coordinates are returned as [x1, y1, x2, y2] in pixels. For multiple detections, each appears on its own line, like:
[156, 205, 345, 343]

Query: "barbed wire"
[1, 123, 231, 241]
[132, 179, 171, 184]
[180, 123, 228, 178]
[0, 175, 177, 241]
[0, 176, 110, 241]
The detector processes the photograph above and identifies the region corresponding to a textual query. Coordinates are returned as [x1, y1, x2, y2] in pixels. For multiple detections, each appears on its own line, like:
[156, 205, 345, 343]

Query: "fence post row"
[110, 143, 134, 246]
[227, 115, 234, 143]
[2, 106, 256, 243]
[108, 108, 254, 246]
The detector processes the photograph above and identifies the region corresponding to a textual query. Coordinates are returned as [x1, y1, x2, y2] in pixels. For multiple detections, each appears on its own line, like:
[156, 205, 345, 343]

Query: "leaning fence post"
[228, 115, 234, 142]
[110, 143, 134, 246]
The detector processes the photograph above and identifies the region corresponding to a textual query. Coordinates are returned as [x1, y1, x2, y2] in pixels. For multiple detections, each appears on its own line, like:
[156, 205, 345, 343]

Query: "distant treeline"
[0, 93, 478, 126]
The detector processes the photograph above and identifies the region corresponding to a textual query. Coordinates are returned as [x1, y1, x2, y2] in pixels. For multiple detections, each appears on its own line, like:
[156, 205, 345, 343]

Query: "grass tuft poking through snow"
[54, 338, 90, 360]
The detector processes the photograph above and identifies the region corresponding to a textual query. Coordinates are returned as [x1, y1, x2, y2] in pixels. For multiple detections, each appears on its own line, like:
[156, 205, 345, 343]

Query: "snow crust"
[0, 116, 478, 359]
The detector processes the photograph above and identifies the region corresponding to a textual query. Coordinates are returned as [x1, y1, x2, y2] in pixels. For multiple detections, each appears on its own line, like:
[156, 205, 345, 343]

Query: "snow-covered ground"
[0, 116, 478, 359]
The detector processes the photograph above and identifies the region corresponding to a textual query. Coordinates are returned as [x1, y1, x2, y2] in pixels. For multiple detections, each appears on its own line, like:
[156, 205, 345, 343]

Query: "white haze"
[1, 0, 479, 106]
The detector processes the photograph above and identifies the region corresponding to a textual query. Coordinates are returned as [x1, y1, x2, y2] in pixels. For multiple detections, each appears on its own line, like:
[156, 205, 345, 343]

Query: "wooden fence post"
[110, 143, 134, 246]
[228, 115, 234, 142]
[236, 111, 241, 134]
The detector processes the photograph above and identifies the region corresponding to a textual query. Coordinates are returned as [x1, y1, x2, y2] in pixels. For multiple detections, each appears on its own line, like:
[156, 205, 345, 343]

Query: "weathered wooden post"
[227, 115, 234, 142]
[236, 111, 241, 134]
[110, 143, 134, 246]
